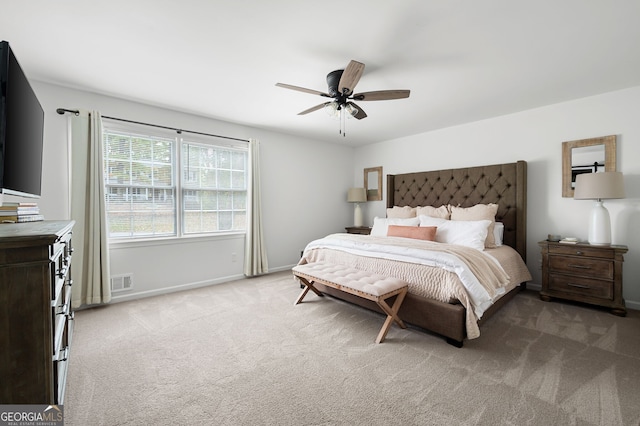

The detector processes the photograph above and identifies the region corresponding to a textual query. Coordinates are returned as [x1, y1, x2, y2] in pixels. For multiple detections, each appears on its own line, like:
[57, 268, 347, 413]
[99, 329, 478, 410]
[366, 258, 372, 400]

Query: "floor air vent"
[110, 274, 133, 292]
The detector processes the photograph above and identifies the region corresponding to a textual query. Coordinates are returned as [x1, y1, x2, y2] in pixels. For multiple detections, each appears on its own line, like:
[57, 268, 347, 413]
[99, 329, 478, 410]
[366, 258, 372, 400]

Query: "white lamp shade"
[574, 172, 625, 200]
[574, 171, 625, 245]
[347, 187, 367, 203]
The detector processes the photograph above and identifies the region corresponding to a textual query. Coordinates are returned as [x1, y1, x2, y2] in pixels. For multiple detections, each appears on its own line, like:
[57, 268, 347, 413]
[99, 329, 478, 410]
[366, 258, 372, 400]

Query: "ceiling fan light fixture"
[345, 103, 359, 118]
[324, 101, 339, 118]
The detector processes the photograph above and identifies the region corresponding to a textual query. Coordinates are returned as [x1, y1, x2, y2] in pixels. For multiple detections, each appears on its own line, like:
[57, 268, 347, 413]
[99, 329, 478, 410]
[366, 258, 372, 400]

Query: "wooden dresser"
[538, 240, 627, 316]
[0, 220, 75, 404]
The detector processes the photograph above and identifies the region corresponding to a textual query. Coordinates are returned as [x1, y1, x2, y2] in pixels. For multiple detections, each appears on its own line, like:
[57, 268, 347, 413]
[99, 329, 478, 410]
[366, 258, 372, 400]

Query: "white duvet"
[302, 233, 511, 321]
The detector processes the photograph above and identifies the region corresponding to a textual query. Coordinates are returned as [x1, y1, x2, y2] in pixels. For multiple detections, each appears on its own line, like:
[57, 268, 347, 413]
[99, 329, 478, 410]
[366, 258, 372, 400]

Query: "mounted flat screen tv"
[0, 40, 45, 198]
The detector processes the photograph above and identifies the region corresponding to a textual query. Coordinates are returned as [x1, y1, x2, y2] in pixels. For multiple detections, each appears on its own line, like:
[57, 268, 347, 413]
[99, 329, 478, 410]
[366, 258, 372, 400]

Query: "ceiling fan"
[276, 60, 410, 132]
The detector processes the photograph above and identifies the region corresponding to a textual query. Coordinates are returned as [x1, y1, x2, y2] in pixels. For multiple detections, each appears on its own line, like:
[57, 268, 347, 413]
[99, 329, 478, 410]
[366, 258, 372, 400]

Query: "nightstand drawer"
[549, 255, 613, 280]
[345, 227, 371, 235]
[549, 274, 613, 300]
[548, 245, 614, 259]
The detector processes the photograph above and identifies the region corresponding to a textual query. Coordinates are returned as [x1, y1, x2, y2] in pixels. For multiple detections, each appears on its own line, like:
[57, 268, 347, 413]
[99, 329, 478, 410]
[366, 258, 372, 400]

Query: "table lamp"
[574, 171, 625, 245]
[347, 187, 367, 227]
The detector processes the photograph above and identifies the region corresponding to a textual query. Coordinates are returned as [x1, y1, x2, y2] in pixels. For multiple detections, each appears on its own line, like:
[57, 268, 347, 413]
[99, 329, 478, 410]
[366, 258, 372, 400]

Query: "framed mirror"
[364, 166, 383, 201]
[562, 135, 616, 197]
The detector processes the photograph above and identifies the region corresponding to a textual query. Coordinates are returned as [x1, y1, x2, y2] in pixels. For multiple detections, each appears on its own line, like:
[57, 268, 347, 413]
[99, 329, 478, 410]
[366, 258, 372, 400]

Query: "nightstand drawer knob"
[568, 264, 591, 269]
[575, 251, 583, 255]
[567, 282, 591, 289]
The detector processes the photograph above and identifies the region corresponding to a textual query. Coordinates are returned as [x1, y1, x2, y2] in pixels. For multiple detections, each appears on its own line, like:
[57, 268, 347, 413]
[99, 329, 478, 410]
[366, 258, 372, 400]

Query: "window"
[102, 122, 248, 239]
[182, 142, 247, 234]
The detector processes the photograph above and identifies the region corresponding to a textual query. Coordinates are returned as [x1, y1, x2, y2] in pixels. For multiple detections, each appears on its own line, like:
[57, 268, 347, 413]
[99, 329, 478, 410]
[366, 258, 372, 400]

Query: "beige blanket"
[300, 234, 532, 339]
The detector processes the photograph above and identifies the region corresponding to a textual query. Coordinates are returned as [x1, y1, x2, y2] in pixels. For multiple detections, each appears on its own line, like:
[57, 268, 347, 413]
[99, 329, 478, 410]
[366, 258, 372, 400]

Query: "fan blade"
[352, 90, 410, 101]
[276, 83, 330, 97]
[346, 102, 367, 120]
[298, 102, 332, 115]
[338, 60, 365, 95]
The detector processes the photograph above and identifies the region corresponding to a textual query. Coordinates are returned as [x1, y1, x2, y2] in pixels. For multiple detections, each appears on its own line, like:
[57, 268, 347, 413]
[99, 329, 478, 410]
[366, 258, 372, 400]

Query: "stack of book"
[559, 237, 579, 244]
[0, 202, 44, 223]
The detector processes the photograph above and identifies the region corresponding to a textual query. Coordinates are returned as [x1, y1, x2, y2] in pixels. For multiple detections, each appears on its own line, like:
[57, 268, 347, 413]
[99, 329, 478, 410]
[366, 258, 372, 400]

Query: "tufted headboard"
[387, 161, 527, 260]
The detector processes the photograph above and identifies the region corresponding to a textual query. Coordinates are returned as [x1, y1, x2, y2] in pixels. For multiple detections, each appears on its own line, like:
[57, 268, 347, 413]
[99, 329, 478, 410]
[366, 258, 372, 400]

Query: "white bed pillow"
[449, 203, 499, 248]
[418, 215, 491, 250]
[417, 215, 448, 227]
[493, 222, 504, 246]
[371, 216, 420, 236]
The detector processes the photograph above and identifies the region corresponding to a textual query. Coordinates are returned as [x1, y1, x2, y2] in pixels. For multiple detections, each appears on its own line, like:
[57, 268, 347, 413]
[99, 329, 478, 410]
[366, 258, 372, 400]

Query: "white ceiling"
[3, 0, 640, 146]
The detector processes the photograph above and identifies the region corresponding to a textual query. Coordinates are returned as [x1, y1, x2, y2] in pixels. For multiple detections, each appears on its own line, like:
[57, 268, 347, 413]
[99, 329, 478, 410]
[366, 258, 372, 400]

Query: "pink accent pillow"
[387, 225, 437, 241]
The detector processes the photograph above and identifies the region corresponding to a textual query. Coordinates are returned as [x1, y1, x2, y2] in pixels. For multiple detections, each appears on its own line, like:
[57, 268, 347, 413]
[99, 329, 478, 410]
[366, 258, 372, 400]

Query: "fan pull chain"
[343, 109, 346, 137]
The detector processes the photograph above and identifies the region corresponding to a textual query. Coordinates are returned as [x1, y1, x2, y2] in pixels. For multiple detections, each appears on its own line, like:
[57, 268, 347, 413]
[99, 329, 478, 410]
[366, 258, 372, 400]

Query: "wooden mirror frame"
[562, 135, 616, 197]
[364, 166, 383, 201]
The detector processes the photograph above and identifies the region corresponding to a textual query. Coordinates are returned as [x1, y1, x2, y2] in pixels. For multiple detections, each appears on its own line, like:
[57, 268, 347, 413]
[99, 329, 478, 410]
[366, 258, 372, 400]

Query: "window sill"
[108, 231, 245, 249]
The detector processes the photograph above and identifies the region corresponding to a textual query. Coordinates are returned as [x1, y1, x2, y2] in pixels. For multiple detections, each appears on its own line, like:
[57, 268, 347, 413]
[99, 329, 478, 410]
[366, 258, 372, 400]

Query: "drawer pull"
[575, 251, 583, 255]
[568, 264, 591, 270]
[57, 266, 68, 278]
[54, 346, 69, 362]
[56, 304, 70, 316]
[568, 282, 591, 289]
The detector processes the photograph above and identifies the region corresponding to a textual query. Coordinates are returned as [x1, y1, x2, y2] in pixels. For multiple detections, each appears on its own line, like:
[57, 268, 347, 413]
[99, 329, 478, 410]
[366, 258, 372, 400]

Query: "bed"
[298, 161, 531, 347]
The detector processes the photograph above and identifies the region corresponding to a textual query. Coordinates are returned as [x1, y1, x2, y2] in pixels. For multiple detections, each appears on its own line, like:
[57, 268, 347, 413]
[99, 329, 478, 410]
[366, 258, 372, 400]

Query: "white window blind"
[102, 121, 248, 240]
[181, 141, 247, 234]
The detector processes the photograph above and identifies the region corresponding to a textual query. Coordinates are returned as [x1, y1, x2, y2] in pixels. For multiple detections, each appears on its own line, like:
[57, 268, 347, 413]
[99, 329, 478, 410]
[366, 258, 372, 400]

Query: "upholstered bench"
[292, 262, 409, 343]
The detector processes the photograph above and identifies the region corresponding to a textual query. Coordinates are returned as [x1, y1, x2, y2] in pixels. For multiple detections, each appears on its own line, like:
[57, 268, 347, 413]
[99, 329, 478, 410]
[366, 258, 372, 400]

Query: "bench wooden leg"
[294, 276, 324, 305]
[293, 268, 409, 344]
[375, 289, 408, 343]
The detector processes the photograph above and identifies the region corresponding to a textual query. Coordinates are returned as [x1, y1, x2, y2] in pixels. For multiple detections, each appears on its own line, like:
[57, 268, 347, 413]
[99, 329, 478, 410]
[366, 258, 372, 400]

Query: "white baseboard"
[527, 282, 542, 291]
[269, 264, 297, 273]
[108, 265, 297, 304]
[108, 272, 639, 312]
[109, 273, 245, 304]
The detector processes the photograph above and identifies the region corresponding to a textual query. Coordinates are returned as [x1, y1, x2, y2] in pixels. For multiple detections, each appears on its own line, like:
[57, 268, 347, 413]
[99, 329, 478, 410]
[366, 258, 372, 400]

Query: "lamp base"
[588, 200, 611, 245]
[353, 203, 363, 227]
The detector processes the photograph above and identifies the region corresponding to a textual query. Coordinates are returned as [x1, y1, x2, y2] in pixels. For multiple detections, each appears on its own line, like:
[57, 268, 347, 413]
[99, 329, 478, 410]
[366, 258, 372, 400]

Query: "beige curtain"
[244, 138, 268, 276]
[69, 110, 111, 307]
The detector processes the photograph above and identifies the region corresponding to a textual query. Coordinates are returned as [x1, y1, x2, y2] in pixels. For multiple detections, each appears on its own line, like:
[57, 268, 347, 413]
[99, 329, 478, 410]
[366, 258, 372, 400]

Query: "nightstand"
[345, 226, 371, 235]
[538, 240, 628, 316]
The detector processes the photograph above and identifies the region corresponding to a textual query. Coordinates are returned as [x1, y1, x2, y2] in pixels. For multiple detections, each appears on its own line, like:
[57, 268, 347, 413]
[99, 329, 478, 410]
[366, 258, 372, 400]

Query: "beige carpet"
[65, 271, 640, 425]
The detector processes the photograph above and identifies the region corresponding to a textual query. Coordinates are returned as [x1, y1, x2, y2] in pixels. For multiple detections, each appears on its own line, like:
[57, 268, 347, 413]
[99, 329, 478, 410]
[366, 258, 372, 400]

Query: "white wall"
[353, 85, 640, 309]
[1, 82, 355, 301]
[4, 81, 638, 310]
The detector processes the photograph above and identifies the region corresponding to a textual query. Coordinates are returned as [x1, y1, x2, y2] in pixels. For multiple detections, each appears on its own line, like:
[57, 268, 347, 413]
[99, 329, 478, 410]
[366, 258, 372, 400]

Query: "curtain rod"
[56, 108, 249, 143]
